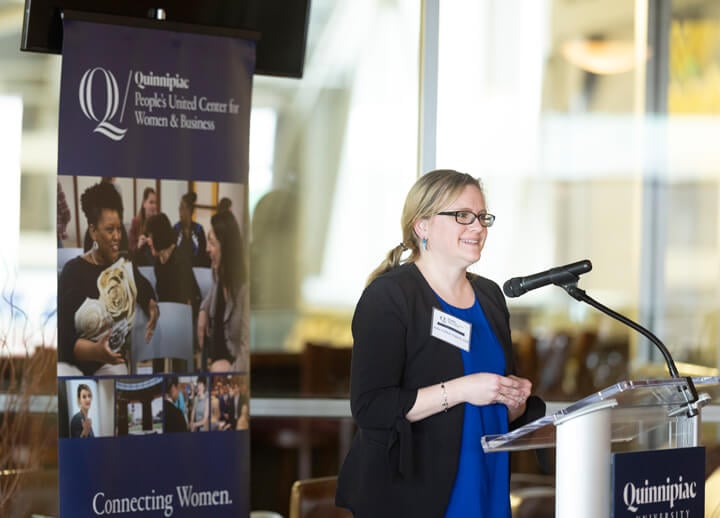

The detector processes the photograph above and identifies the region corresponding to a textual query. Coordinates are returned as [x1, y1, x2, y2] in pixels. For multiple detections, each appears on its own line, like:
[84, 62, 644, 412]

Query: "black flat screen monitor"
[21, 0, 311, 78]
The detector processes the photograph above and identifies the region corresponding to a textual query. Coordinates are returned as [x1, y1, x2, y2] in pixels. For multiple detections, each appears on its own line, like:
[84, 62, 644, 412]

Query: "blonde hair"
[367, 169, 484, 285]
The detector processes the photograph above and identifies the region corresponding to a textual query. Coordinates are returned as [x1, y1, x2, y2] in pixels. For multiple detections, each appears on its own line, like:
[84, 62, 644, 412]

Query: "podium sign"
[612, 447, 705, 517]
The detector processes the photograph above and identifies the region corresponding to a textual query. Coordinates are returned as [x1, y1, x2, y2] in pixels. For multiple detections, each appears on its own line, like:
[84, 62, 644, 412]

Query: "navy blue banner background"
[612, 446, 705, 517]
[57, 18, 255, 517]
[59, 433, 249, 517]
[58, 19, 255, 183]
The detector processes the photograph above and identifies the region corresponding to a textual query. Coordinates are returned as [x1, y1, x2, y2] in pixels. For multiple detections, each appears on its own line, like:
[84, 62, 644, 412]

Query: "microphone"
[503, 260, 592, 298]
[504, 259, 699, 416]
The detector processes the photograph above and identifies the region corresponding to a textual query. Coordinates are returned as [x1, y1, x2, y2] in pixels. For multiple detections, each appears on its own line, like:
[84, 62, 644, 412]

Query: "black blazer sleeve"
[350, 278, 418, 430]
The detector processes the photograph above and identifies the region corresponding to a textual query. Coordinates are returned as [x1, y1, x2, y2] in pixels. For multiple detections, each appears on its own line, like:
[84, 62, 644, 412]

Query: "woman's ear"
[413, 219, 427, 241]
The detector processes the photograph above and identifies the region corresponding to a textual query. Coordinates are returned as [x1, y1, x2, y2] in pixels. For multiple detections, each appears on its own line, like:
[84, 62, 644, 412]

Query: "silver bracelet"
[440, 382, 448, 412]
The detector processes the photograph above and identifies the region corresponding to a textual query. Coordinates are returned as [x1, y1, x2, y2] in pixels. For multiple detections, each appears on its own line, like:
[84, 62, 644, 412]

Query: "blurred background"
[3, 0, 720, 516]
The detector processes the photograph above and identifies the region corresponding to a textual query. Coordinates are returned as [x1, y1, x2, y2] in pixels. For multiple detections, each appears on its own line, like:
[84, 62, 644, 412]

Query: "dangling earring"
[92, 240, 99, 251]
[422, 237, 427, 251]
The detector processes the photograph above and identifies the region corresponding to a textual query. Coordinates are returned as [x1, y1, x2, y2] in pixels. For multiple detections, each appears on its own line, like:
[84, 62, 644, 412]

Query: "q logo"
[78, 67, 128, 141]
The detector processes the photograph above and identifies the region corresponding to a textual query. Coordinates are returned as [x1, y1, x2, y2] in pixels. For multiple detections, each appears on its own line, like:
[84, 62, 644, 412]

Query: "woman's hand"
[458, 372, 531, 409]
[506, 375, 532, 421]
[74, 331, 124, 365]
[97, 331, 125, 365]
[82, 417, 93, 437]
[197, 309, 208, 349]
[406, 373, 532, 422]
[145, 299, 159, 343]
[138, 234, 149, 247]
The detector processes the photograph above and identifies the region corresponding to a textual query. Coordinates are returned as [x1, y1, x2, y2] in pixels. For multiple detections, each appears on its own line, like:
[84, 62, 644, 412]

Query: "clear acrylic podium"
[482, 376, 720, 517]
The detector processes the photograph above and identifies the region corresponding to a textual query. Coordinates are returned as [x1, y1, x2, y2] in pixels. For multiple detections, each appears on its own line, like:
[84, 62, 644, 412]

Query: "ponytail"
[366, 243, 409, 286]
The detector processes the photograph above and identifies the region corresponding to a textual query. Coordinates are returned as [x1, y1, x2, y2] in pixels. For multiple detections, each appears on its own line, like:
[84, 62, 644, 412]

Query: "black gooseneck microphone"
[503, 259, 592, 298]
[503, 259, 699, 416]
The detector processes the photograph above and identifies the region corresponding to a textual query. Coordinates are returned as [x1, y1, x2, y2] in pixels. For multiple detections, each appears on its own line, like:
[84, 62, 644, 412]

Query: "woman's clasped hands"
[461, 372, 532, 410]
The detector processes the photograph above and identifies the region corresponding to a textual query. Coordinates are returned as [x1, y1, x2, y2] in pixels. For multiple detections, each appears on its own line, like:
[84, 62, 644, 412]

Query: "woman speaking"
[336, 170, 545, 517]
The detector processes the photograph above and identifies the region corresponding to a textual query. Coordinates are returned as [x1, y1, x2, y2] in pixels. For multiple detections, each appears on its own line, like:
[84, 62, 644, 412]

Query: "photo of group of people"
[56, 175, 249, 377]
[58, 374, 249, 438]
[178, 374, 251, 433]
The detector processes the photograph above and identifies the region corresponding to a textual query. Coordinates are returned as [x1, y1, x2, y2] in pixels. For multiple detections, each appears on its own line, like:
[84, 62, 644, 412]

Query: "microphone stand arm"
[555, 276, 699, 416]
[564, 285, 678, 377]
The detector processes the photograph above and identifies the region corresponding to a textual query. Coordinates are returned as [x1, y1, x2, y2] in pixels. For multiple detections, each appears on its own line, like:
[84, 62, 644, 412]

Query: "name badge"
[431, 308, 471, 351]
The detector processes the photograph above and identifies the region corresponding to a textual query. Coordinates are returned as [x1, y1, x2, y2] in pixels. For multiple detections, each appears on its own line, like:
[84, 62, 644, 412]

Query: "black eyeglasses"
[436, 210, 496, 227]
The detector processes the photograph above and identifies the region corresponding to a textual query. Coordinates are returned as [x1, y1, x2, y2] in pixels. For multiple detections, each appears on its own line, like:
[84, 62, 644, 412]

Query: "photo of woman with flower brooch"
[58, 181, 159, 376]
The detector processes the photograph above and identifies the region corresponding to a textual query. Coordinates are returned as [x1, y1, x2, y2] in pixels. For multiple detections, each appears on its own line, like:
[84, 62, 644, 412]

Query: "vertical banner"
[56, 17, 255, 517]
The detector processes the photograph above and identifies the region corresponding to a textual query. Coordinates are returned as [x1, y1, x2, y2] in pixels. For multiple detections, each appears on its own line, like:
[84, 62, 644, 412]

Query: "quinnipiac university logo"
[78, 67, 128, 141]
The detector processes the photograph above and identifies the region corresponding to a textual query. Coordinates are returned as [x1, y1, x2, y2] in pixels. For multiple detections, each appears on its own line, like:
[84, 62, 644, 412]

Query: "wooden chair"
[297, 343, 353, 479]
[706, 466, 720, 517]
[250, 345, 352, 515]
[289, 476, 351, 518]
[511, 486, 556, 518]
[535, 331, 573, 400]
[300, 342, 351, 397]
[512, 330, 538, 381]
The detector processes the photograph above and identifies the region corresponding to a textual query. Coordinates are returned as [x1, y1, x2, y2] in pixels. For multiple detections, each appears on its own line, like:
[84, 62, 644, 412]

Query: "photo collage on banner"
[56, 16, 254, 517]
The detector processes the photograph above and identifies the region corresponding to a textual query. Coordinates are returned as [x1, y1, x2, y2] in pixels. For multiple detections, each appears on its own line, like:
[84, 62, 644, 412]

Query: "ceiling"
[0, 0, 717, 174]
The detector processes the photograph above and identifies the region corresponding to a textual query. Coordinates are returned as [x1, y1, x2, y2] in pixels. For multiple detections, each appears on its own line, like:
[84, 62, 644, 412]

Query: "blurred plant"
[0, 270, 57, 516]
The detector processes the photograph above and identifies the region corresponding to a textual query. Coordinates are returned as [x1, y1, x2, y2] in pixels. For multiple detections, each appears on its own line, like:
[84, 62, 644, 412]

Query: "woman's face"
[420, 185, 488, 269]
[207, 228, 222, 270]
[197, 381, 206, 396]
[143, 193, 158, 217]
[179, 200, 191, 225]
[90, 209, 122, 264]
[78, 388, 92, 411]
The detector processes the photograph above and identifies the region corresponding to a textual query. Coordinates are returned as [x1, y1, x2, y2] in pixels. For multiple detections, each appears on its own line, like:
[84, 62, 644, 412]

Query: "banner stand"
[56, 11, 257, 517]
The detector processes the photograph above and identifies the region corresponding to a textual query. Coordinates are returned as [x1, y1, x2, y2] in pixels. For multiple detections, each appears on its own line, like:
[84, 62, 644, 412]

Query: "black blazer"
[335, 263, 544, 518]
[164, 399, 188, 433]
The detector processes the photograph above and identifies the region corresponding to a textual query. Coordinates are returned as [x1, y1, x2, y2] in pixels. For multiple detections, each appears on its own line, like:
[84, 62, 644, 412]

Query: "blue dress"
[439, 296, 510, 518]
